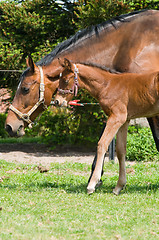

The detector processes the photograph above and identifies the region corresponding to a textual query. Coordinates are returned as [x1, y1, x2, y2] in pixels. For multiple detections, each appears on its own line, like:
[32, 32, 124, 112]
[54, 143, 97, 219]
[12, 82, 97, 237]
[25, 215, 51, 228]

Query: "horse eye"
[22, 87, 29, 94]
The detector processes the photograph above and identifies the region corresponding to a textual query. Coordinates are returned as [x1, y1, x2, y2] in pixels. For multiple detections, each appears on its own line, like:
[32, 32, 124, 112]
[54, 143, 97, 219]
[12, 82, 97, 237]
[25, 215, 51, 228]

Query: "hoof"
[113, 185, 125, 195]
[112, 189, 120, 196]
[96, 180, 103, 188]
[87, 187, 95, 195]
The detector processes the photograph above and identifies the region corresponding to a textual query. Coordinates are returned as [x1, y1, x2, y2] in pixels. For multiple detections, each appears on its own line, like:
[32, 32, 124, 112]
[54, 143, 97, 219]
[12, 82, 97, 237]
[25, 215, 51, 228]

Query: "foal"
[55, 58, 159, 195]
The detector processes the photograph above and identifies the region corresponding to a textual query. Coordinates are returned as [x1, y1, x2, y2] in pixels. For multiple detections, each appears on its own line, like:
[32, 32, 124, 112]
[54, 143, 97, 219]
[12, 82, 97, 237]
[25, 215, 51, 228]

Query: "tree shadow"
[0, 143, 95, 157]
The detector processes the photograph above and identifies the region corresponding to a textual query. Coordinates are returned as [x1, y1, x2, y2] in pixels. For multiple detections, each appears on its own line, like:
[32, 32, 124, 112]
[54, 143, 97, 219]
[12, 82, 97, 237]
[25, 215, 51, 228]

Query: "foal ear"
[58, 58, 65, 67]
[58, 58, 72, 71]
[26, 55, 36, 73]
[64, 58, 72, 71]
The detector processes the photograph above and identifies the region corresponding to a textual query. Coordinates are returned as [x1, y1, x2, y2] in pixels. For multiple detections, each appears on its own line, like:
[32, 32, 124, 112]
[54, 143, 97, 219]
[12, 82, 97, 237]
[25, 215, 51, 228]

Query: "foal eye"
[22, 87, 29, 94]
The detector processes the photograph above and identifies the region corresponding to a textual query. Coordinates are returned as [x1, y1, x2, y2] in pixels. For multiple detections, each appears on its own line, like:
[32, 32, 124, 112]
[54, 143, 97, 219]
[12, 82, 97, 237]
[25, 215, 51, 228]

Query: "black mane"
[37, 9, 148, 67]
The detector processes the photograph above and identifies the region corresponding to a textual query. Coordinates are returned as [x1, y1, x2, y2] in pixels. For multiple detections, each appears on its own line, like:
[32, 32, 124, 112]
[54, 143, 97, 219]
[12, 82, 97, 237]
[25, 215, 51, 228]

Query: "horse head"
[54, 58, 79, 107]
[5, 55, 58, 137]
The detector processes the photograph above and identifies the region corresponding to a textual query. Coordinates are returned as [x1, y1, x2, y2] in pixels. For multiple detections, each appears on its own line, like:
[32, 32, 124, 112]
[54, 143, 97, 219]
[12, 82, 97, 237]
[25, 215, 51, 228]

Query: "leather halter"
[58, 64, 79, 96]
[9, 66, 47, 127]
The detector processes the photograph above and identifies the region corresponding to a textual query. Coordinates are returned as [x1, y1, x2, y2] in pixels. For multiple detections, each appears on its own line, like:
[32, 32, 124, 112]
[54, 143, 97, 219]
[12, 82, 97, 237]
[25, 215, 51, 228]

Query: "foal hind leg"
[88, 153, 104, 187]
[113, 121, 129, 195]
[88, 124, 106, 187]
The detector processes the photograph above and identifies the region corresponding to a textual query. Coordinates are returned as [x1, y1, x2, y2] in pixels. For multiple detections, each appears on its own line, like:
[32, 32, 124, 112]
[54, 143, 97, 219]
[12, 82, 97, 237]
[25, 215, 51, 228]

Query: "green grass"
[0, 160, 159, 240]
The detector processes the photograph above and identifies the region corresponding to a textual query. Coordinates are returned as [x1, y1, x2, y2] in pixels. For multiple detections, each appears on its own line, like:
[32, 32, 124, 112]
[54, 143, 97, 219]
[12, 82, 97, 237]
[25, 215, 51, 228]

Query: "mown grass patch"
[0, 160, 159, 240]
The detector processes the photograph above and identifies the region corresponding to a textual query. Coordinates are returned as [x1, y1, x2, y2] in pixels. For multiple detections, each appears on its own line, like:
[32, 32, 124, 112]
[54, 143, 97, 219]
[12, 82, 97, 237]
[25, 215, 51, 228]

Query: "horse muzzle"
[5, 121, 25, 137]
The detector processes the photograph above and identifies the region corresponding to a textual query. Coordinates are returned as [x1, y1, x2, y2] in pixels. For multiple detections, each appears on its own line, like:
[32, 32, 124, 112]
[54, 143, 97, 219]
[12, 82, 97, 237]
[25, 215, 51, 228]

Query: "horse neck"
[61, 31, 118, 67]
[42, 65, 59, 96]
[52, 12, 154, 68]
[43, 59, 63, 79]
[48, 27, 120, 70]
[77, 64, 111, 99]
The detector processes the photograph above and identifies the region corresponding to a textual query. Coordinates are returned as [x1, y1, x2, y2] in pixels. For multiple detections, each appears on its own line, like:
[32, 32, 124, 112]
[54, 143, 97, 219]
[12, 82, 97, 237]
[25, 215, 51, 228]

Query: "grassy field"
[0, 159, 159, 240]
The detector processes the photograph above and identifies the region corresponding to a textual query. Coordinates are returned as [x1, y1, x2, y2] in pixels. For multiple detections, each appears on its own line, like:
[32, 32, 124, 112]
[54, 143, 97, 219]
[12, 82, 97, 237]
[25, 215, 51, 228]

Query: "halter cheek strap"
[72, 64, 79, 96]
[58, 64, 79, 96]
[9, 66, 47, 127]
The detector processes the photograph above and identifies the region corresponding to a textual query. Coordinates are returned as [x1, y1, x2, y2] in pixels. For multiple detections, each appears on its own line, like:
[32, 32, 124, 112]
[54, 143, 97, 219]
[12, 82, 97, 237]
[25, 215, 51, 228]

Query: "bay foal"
[55, 58, 159, 195]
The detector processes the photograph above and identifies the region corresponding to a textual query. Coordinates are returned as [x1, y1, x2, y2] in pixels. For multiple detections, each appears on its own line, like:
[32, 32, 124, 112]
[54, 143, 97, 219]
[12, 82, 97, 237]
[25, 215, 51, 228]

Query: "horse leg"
[88, 124, 106, 187]
[87, 113, 126, 194]
[113, 121, 129, 195]
[147, 116, 159, 151]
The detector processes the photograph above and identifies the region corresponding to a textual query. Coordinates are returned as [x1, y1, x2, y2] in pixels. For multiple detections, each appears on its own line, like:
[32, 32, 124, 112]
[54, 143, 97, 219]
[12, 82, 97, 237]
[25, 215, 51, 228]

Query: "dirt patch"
[0, 143, 101, 166]
[0, 142, 136, 167]
[0, 118, 148, 167]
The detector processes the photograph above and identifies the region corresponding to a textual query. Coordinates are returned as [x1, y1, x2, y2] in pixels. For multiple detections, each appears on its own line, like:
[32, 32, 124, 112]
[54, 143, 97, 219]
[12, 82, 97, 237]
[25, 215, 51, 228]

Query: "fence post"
[109, 137, 115, 160]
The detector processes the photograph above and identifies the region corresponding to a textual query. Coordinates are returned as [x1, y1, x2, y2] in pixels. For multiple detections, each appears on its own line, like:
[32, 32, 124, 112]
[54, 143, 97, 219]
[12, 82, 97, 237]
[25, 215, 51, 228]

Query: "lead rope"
[73, 64, 79, 96]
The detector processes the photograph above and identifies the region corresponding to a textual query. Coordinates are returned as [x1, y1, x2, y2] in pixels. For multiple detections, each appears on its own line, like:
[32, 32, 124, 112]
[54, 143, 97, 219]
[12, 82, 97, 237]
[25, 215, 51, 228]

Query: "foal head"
[54, 58, 79, 107]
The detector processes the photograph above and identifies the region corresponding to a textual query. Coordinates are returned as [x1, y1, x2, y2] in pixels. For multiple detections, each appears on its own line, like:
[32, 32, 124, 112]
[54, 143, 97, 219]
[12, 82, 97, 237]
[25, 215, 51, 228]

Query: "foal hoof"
[96, 180, 103, 188]
[113, 185, 125, 195]
[87, 187, 95, 195]
[112, 189, 120, 196]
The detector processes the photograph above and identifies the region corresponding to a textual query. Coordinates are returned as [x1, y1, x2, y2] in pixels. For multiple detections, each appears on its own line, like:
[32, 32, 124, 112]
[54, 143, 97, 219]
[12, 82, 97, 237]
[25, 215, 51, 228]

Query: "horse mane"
[78, 62, 120, 74]
[37, 9, 148, 66]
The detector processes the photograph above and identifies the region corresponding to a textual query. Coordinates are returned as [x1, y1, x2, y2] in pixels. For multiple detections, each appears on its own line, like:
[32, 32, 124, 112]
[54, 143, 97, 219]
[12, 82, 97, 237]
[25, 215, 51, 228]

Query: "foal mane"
[37, 10, 148, 67]
[78, 62, 120, 74]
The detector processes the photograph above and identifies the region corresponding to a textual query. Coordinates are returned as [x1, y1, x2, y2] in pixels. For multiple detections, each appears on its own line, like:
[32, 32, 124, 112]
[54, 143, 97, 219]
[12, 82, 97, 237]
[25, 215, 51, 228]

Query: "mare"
[5, 9, 159, 189]
[55, 58, 159, 194]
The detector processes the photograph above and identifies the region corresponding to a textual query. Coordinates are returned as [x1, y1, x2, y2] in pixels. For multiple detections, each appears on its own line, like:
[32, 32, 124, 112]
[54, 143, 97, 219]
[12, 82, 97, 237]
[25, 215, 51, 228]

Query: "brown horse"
[5, 9, 159, 189]
[55, 58, 159, 194]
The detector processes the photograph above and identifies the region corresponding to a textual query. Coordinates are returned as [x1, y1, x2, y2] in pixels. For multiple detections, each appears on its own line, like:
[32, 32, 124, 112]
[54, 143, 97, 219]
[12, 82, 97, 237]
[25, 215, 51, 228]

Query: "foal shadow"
[1, 174, 158, 195]
[36, 181, 159, 194]
[1, 181, 159, 195]
[0, 180, 88, 194]
[124, 183, 159, 194]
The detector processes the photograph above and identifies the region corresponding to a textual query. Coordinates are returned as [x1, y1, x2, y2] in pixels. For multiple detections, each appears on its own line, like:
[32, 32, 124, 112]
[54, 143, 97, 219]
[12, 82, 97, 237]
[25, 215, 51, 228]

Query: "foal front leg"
[87, 115, 126, 194]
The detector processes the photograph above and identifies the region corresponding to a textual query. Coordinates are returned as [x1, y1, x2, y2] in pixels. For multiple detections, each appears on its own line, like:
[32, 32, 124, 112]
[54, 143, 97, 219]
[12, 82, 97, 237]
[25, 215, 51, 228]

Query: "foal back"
[103, 71, 159, 120]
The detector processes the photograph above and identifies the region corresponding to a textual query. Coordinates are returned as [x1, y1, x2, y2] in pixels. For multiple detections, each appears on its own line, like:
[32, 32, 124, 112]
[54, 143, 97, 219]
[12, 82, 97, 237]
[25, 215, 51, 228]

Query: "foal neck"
[77, 63, 112, 96]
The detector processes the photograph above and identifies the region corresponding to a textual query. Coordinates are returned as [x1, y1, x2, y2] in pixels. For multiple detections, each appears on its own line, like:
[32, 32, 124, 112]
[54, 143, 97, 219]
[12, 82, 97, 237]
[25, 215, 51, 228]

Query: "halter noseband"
[58, 64, 79, 96]
[9, 66, 47, 127]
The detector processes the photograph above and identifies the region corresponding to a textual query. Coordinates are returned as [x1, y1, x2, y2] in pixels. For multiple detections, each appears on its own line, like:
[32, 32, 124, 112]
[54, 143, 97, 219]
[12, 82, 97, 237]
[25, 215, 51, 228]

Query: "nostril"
[5, 124, 12, 133]
[55, 100, 59, 106]
[5, 124, 15, 137]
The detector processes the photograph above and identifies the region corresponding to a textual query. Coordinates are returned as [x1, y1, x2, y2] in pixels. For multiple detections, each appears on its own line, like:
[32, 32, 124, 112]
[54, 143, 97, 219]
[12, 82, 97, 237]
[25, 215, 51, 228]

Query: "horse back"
[112, 10, 159, 73]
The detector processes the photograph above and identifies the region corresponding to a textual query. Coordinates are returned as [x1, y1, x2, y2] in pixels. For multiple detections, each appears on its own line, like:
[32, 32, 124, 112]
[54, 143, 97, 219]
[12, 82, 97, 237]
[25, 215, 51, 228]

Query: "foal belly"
[127, 101, 159, 120]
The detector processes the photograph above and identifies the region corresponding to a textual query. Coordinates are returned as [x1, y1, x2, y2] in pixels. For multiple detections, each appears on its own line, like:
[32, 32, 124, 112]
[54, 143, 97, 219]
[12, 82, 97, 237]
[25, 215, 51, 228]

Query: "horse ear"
[64, 58, 72, 71]
[26, 55, 36, 72]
